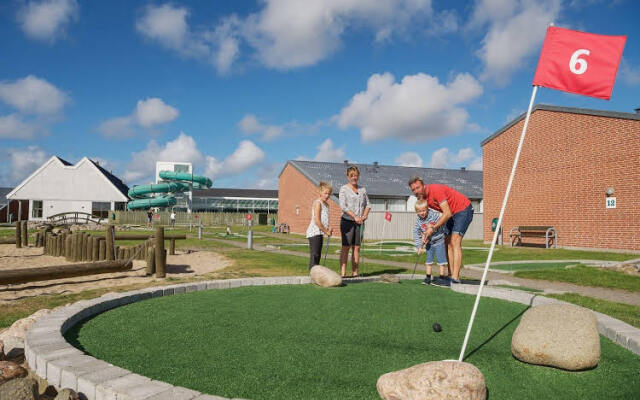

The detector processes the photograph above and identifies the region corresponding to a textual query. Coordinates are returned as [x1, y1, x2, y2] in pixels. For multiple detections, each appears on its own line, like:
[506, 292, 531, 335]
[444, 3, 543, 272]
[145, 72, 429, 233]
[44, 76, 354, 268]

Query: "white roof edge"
[6, 156, 62, 199]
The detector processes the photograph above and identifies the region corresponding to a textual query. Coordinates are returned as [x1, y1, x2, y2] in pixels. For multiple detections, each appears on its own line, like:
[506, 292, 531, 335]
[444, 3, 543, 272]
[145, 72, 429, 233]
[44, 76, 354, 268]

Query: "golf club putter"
[322, 235, 331, 266]
[411, 244, 425, 279]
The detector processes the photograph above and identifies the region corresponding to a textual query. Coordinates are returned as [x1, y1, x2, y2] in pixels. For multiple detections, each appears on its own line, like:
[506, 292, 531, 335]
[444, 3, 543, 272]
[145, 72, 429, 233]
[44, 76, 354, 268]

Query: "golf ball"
[433, 323, 442, 332]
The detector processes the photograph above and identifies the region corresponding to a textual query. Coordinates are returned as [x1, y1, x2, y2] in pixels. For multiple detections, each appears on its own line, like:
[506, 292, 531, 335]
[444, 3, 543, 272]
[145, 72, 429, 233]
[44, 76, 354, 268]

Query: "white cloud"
[0, 114, 38, 139]
[223, 140, 266, 174]
[135, 98, 180, 127]
[0, 75, 69, 115]
[122, 134, 266, 184]
[243, 0, 433, 69]
[337, 72, 482, 142]
[313, 139, 345, 162]
[252, 162, 282, 189]
[0, 146, 49, 185]
[135, 4, 236, 74]
[428, 147, 480, 169]
[238, 114, 284, 141]
[17, 0, 79, 42]
[136, 1, 445, 73]
[469, 157, 483, 170]
[123, 133, 204, 182]
[470, 0, 561, 85]
[620, 59, 640, 85]
[98, 97, 179, 138]
[395, 151, 423, 167]
[429, 148, 450, 168]
[135, 4, 191, 52]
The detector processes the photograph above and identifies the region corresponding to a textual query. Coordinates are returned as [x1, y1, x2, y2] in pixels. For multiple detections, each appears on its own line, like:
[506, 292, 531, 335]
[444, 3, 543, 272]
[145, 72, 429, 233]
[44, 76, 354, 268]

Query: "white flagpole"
[458, 85, 539, 362]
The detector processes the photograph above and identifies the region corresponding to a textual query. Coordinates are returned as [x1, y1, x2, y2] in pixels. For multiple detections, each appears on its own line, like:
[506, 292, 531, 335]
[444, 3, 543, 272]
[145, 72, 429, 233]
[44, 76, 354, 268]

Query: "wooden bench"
[509, 226, 557, 249]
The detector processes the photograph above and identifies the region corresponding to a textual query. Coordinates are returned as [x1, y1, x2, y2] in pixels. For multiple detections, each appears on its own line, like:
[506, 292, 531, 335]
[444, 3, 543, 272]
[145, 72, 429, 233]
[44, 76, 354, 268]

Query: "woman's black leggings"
[308, 235, 324, 269]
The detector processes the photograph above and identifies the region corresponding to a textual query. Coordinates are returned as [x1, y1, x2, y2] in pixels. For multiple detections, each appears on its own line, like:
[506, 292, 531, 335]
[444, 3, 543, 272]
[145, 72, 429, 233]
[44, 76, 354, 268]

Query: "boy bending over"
[414, 199, 448, 286]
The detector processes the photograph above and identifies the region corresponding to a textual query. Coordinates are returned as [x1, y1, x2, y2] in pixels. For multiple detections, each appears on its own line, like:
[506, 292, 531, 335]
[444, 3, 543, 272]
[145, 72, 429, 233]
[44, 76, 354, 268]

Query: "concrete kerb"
[24, 274, 640, 400]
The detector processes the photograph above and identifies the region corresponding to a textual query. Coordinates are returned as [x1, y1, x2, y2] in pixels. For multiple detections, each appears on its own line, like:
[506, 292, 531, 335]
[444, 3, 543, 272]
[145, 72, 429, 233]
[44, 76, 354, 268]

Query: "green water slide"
[127, 171, 212, 210]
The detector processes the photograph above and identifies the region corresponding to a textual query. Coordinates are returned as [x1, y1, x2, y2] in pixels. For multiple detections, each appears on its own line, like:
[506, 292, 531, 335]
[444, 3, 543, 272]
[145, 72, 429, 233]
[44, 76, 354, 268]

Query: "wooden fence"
[112, 210, 278, 226]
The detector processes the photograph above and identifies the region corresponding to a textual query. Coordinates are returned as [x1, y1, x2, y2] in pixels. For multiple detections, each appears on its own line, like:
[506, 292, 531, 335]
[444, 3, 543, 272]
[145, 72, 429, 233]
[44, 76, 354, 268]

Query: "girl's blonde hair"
[346, 165, 360, 177]
[319, 181, 333, 193]
[414, 199, 428, 211]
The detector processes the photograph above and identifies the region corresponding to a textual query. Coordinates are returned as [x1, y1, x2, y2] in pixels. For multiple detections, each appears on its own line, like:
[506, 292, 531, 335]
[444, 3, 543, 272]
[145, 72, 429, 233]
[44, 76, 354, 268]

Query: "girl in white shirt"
[306, 182, 333, 269]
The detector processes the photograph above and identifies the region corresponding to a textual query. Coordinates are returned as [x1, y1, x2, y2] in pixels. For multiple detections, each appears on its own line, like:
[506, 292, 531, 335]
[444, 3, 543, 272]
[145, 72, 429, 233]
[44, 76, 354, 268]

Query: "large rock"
[54, 388, 81, 400]
[310, 265, 342, 287]
[0, 375, 38, 400]
[377, 360, 486, 400]
[0, 361, 28, 383]
[379, 274, 400, 283]
[0, 309, 53, 358]
[511, 304, 600, 370]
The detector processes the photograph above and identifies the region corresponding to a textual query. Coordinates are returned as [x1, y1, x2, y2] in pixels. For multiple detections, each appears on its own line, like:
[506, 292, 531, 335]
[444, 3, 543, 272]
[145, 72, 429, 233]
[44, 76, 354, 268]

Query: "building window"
[92, 202, 110, 218]
[387, 199, 406, 212]
[114, 202, 126, 211]
[369, 198, 386, 211]
[32, 200, 43, 218]
[174, 164, 190, 173]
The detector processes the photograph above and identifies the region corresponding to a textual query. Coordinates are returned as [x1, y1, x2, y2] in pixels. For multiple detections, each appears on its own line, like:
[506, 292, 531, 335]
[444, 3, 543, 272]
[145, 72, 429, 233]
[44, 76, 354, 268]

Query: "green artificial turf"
[515, 265, 640, 292]
[66, 282, 640, 400]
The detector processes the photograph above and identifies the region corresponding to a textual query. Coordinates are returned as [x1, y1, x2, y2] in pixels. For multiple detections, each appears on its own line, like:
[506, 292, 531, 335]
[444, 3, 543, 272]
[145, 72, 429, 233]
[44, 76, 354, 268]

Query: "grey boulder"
[511, 303, 600, 370]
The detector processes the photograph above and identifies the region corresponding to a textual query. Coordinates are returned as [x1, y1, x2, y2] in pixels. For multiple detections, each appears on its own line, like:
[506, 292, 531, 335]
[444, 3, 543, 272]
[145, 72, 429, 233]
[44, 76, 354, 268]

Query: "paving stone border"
[25, 275, 640, 400]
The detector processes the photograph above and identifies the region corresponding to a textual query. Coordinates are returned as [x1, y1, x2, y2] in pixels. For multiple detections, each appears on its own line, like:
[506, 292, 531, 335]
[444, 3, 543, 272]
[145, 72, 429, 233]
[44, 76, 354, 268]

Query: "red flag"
[532, 26, 626, 100]
[384, 211, 392, 222]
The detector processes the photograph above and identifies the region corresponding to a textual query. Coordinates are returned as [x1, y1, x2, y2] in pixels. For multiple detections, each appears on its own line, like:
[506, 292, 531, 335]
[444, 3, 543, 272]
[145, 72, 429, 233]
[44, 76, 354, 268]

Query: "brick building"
[278, 160, 483, 239]
[482, 104, 640, 251]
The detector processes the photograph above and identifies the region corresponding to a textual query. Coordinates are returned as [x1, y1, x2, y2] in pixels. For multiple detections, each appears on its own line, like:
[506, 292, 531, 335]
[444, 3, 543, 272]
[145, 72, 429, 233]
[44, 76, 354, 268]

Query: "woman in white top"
[306, 182, 333, 269]
[338, 165, 370, 278]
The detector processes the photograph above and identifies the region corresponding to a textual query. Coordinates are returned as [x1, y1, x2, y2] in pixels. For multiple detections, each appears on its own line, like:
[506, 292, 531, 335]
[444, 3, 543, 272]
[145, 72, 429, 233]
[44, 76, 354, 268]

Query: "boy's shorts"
[426, 241, 447, 265]
[445, 204, 474, 237]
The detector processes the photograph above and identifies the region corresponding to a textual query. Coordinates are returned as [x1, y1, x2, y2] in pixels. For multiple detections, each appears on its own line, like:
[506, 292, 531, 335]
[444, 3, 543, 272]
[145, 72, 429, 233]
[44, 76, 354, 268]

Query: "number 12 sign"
[606, 197, 617, 209]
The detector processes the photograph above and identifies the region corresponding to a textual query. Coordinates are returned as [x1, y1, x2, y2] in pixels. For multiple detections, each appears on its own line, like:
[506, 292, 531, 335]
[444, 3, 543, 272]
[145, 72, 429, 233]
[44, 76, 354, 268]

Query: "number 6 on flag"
[532, 26, 626, 100]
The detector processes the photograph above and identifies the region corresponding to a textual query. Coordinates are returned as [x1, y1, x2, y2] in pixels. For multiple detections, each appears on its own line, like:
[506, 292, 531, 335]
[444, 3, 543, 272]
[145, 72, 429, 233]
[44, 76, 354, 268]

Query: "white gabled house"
[6, 156, 129, 221]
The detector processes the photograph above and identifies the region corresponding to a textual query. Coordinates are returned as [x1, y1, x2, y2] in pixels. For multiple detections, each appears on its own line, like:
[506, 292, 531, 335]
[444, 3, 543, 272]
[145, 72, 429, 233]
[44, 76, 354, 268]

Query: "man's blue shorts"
[445, 204, 474, 237]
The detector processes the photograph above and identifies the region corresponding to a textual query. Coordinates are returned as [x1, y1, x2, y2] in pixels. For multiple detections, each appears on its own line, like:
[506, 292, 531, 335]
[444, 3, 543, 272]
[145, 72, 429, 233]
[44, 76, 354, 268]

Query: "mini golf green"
[66, 282, 640, 400]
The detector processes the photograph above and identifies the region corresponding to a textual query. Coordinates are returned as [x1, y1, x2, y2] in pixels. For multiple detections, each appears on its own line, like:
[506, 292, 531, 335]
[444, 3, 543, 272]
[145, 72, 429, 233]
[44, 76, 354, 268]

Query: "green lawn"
[66, 281, 640, 400]
[515, 265, 640, 293]
[546, 293, 640, 328]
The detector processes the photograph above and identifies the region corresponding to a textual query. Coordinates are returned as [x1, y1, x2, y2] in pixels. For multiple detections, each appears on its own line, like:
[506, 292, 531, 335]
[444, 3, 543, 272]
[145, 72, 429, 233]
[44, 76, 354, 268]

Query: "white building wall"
[9, 157, 127, 221]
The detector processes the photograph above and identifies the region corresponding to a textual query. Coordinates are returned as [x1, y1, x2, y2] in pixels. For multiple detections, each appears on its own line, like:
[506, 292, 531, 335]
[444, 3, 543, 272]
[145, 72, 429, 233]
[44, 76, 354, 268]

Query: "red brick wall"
[483, 109, 640, 250]
[278, 164, 343, 236]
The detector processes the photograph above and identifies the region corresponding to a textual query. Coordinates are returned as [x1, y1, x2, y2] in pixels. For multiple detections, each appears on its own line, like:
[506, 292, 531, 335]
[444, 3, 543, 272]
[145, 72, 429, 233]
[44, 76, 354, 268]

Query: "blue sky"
[1, 0, 638, 189]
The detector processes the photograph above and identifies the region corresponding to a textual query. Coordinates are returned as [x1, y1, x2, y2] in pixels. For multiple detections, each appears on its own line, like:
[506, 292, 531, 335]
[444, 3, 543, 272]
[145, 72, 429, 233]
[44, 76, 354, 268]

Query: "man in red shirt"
[409, 176, 474, 286]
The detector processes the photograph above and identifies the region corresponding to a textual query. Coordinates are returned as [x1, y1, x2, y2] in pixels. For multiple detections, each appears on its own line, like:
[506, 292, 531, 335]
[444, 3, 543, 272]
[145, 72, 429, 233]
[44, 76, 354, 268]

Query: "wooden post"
[118, 247, 124, 260]
[34, 232, 40, 247]
[92, 237, 100, 261]
[81, 234, 88, 261]
[169, 238, 175, 255]
[99, 240, 106, 260]
[15, 221, 22, 248]
[21, 221, 28, 246]
[106, 225, 115, 261]
[145, 246, 155, 275]
[65, 235, 72, 261]
[87, 236, 93, 261]
[155, 226, 165, 278]
[75, 233, 83, 262]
